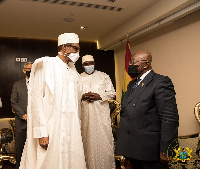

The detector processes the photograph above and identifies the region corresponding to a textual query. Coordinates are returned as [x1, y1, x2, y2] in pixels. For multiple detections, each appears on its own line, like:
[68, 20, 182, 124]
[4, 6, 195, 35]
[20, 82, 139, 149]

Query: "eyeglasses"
[65, 43, 80, 52]
[129, 60, 149, 65]
[24, 68, 31, 70]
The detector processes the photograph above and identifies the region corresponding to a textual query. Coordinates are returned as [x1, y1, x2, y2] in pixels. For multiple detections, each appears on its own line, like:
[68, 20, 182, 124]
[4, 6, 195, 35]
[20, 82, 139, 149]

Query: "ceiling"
[0, 0, 161, 42]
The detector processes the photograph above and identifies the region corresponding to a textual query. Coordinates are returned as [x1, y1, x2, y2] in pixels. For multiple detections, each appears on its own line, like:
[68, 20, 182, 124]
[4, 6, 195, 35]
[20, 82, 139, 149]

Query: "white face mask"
[84, 65, 95, 75]
[68, 52, 80, 63]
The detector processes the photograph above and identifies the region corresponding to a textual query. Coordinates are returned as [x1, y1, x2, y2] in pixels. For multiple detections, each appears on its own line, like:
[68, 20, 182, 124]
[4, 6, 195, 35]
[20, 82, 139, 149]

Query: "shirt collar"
[26, 78, 29, 87]
[138, 69, 152, 85]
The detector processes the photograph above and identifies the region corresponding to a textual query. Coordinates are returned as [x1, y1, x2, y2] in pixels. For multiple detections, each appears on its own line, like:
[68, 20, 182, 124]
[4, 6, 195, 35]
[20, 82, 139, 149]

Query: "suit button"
[128, 117, 131, 120]
[127, 131, 130, 134]
[133, 104, 136, 107]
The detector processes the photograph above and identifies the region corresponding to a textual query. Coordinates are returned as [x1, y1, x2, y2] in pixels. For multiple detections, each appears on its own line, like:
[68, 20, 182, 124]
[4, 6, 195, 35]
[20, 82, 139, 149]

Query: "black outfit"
[11, 78, 28, 169]
[116, 70, 179, 169]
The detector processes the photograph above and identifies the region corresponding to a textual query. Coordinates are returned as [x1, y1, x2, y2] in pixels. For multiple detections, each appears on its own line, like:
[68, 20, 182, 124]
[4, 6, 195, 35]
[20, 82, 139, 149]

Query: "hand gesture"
[82, 92, 101, 102]
[88, 93, 100, 102]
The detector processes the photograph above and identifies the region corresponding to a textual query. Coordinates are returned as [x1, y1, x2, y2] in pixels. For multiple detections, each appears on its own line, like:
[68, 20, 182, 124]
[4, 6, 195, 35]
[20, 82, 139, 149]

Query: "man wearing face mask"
[11, 61, 33, 169]
[80, 55, 116, 169]
[19, 33, 86, 169]
[116, 51, 179, 169]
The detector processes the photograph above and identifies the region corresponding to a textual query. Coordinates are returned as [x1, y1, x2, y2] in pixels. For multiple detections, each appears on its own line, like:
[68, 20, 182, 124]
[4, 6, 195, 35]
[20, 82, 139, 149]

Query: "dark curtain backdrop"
[0, 37, 115, 118]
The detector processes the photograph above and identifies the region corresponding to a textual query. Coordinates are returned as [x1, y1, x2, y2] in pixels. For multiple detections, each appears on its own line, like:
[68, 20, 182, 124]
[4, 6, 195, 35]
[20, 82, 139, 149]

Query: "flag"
[121, 40, 132, 103]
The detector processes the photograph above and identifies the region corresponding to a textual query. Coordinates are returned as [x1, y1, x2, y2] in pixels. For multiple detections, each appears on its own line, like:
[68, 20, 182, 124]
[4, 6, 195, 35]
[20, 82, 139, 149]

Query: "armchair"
[0, 118, 16, 168]
[167, 133, 200, 168]
[194, 102, 200, 125]
[167, 102, 200, 168]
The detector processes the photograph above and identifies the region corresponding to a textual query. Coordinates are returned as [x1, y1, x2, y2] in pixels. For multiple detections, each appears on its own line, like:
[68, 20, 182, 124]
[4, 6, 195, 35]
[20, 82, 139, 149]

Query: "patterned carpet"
[2, 159, 131, 169]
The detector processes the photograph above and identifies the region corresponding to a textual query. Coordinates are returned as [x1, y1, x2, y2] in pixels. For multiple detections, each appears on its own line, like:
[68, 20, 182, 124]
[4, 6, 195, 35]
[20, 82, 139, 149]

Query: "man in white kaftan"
[20, 33, 86, 169]
[81, 55, 116, 169]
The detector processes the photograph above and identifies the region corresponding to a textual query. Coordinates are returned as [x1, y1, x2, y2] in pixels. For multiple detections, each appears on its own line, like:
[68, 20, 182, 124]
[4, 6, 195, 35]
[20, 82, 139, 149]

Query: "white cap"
[58, 33, 79, 46]
[82, 55, 94, 64]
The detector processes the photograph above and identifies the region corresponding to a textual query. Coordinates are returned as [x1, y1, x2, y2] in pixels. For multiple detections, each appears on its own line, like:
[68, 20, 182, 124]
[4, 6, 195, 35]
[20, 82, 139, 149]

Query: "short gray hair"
[24, 61, 33, 68]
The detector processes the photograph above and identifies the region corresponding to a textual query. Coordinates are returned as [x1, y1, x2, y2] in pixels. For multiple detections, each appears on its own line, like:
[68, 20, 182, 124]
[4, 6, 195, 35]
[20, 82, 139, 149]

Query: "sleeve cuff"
[33, 126, 48, 138]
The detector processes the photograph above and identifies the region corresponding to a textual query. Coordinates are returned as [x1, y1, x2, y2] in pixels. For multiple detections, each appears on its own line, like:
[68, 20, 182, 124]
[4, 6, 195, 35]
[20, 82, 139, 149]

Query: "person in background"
[81, 54, 116, 169]
[19, 33, 86, 169]
[116, 51, 179, 169]
[11, 61, 33, 169]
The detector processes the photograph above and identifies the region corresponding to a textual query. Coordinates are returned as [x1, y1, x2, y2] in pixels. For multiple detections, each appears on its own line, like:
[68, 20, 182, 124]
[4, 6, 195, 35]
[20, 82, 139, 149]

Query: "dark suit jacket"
[11, 78, 27, 130]
[116, 70, 179, 161]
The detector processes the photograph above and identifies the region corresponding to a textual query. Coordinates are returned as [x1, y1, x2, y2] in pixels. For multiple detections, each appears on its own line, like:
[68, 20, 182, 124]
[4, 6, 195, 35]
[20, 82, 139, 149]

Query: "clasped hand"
[82, 92, 100, 102]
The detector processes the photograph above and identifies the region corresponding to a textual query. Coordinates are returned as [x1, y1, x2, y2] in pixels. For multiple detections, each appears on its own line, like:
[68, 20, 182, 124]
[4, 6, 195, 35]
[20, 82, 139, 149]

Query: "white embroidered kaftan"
[20, 56, 86, 169]
[81, 70, 116, 169]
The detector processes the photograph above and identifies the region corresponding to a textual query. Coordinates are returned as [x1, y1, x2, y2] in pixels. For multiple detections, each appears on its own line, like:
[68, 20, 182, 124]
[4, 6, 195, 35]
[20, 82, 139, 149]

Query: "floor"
[2, 159, 132, 169]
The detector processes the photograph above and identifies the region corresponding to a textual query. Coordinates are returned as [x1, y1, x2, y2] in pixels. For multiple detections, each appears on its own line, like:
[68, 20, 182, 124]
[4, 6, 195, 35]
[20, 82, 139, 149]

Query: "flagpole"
[126, 33, 129, 41]
[121, 33, 132, 104]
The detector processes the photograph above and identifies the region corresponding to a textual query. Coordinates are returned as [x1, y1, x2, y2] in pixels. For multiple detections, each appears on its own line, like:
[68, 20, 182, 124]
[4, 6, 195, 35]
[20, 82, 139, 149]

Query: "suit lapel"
[121, 79, 136, 111]
[121, 71, 154, 111]
[133, 71, 154, 95]
[124, 80, 136, 100]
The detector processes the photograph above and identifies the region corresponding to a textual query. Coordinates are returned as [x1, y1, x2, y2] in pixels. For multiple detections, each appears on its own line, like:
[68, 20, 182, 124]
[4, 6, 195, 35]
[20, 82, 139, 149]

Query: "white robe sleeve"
[99, 73, 116, 101]
[29, 59, 48, 138]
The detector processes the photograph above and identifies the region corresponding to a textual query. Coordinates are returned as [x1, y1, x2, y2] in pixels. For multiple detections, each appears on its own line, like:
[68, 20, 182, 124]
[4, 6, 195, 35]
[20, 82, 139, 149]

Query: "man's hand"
[82, 92, 101, 102]
[88, 93, 100, 102]
[22, 114, 27, 121]
[39, 137, 49, 150]
[82, 93, 90, 101]
[160, 152, 169, 164]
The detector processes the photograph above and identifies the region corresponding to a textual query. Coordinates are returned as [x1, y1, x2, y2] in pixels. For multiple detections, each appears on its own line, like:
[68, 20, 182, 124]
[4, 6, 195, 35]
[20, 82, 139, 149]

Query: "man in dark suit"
[116, 51, 179, 169]
[11, 61, 33, 169]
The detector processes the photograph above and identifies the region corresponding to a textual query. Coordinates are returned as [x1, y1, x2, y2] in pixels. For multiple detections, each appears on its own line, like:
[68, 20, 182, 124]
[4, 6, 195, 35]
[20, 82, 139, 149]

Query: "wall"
[114, 10, 200, 135]
[99, 0, 199, 49]
[0, 37, 115, 118]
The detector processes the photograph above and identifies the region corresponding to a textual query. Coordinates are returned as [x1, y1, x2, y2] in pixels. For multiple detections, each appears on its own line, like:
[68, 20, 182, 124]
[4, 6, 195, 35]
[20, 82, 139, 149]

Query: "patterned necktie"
[131, 78, 140, 93]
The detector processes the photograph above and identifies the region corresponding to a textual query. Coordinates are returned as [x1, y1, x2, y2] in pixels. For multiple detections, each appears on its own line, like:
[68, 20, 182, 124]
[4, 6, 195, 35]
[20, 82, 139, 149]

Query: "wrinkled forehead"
[132, 53, 148, 61]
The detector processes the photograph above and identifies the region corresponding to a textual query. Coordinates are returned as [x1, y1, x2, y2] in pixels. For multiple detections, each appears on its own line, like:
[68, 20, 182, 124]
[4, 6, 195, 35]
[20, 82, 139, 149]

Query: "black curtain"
[0, 37, 115, 118]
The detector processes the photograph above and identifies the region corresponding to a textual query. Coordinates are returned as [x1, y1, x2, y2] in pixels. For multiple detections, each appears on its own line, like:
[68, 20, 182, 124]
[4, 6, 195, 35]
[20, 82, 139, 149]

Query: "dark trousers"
[15, 128, 27, 169]
[128, 158, 169, 169]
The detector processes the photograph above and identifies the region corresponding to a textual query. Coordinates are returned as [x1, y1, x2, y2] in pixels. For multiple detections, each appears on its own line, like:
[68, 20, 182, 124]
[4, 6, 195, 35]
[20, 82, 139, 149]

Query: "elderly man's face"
[130, 54, 149, 72]
[64, 43, 80, 55]
[23, 64, 32, 79]
[82, 61, 95, 75]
